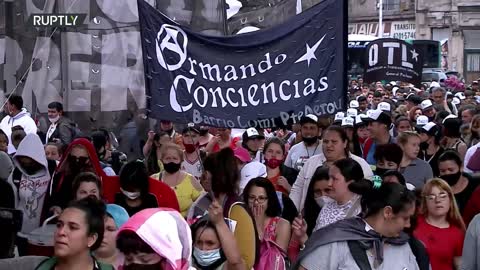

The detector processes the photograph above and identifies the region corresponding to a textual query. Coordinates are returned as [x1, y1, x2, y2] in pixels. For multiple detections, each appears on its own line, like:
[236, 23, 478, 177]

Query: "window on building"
[467, 54, 480, 72]
[383, 0, 400, 11]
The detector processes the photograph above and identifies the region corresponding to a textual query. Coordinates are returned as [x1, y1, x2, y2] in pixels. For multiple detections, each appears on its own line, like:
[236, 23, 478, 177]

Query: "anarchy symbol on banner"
[156, 24, 188, 71]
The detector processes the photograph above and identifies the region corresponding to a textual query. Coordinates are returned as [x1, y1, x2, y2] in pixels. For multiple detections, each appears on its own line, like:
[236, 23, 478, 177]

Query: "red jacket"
[49, 138, 179, 211]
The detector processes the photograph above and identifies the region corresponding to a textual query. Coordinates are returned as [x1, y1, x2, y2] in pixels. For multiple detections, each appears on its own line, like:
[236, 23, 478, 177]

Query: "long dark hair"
[333, 158, 364, 184]
[304, 166, 329, 236]
[119, 161, 150, 197]
[209, 148, 240, 196]
[66, 197, 106, 251]
[349, 181, 416, 218]
[243, 177, 281, 218]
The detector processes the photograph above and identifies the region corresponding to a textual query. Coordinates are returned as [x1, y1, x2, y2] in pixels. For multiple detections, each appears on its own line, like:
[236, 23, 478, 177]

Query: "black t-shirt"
[114, 193, 159, 216]
[418, 147, 445, 177]
[454, 173, 480, 213]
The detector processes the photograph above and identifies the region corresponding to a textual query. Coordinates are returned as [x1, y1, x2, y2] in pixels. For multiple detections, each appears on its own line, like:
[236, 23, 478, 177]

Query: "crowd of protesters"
[0, 76, 480, 269]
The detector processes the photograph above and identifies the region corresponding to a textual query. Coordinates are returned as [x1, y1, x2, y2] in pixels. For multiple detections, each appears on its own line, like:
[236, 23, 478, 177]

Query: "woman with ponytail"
[293, 180, 419, 270]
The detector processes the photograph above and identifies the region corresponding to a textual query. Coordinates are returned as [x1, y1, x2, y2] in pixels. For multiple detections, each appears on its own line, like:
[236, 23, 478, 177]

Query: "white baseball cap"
[349, 100, 359, 108]
[341, 117, 355, 127]
[334, 112, 345, 122]
[347, 108, 358, 118]
[420, 99, 433, 111]
[416, 115, 429, 126]
[377, 102, 391, 112]
[239, 161, 267, 193]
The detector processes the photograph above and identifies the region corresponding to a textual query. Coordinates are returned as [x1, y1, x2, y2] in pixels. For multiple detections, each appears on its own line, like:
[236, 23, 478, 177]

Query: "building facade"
[348, 0, 416, 40]
[348, 0, 480, 82]
[416, 0, 480, 82]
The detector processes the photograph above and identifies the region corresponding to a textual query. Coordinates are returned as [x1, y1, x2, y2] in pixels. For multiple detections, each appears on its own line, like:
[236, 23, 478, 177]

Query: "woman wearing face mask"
[145, 131, 171, 176]
[438, 150, 480, 217]
[33, 197, 112, 270]
[115, 161, 160, 216]
[352, 115, 370, 157]
[94, 204, 129, 269]
[417, 122, 445, 177]
[117, 208, 193, 270]
[264, 138, 299, 195]
[47, 138, 119, 214]
[414, 179, 465, 270]
[294, 182, 418, 270]
[313, 158, 364, 231]
[374, 143, 403, 177]
[157, 143, 203, 217]
[397, 132, 434, 189]
[290, 126, 373, 212]
[243, 178, 291, 261]
[114, 161, 179, 216]
[181, 124, 204, 180]
[288, 166, 331, 262]
[191, 200, 246, 270]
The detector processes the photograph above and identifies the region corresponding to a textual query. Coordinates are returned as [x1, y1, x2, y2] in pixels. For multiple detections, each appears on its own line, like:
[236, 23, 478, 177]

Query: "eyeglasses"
[425, 193, 449, 201]
[248, 195, 268, 203]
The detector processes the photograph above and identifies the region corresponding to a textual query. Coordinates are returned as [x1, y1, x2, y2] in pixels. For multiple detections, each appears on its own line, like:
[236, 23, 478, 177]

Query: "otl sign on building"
[349, 20, 416, 40]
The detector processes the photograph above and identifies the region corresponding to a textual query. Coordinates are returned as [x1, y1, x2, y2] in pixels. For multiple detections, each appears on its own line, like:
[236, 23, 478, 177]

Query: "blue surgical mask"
[193, 247, 221, 266]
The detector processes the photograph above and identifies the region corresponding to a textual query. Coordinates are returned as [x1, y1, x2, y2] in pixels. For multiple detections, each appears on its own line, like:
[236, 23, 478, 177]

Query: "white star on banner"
[295, 34, 326, 67]
[411, 49, 419, 62]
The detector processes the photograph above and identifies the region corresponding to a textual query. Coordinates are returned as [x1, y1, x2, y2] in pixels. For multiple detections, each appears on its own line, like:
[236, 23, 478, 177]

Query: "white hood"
[13, 133, 48, 176]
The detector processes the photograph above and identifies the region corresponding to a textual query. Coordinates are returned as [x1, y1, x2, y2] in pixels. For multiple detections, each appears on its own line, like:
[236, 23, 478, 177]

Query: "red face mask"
[184, 143, 198, 153]
[265, 158, 283, 169]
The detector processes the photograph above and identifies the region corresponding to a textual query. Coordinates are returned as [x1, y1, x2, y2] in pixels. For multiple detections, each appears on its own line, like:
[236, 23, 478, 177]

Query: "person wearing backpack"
[243, 177, 291, 270]
[293, 181, 420, 270]
[191, 200, 246, 270]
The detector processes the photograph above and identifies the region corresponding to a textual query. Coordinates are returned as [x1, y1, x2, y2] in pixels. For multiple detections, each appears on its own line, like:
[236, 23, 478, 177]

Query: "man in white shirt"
[285, 114, 322, 171]
[0, 95, 37, 154]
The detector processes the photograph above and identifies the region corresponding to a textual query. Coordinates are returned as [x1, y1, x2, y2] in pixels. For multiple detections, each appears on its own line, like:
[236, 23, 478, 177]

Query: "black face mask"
[441, 171, 462, 186]
[302, 136, 318, 145]
[123, 262, 163, 270]
[420, 141, 429, 151]
[21, 163, 43, 175]
[163, 162, 181, 174]
[375, 167, 390, 177]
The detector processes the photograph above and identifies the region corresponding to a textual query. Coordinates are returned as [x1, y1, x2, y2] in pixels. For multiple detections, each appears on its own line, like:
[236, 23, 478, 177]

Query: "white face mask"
[49, 115, 60, 123]
[120, 188, 141, 200]
[314, 195, 334, 207]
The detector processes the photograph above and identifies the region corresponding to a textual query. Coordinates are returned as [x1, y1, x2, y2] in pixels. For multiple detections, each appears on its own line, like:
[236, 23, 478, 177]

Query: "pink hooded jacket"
[118, 208, 193, 270]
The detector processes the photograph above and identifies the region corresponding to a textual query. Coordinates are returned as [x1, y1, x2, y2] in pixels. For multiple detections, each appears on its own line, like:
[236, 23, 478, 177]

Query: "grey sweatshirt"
[462, 214, 480, 270]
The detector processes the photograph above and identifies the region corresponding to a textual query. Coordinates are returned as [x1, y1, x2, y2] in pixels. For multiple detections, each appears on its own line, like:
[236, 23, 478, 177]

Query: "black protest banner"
[364, 38, 423, 85]
[138, 0, 346, 128]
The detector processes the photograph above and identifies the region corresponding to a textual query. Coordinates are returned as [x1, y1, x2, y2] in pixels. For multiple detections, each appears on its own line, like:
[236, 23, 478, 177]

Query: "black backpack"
[347, 239, 430, 270]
